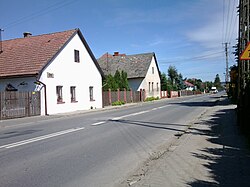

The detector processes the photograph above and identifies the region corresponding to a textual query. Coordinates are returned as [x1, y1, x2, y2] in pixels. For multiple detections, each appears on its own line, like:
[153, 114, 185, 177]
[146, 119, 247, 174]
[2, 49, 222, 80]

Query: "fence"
[102, 89, 145, 107]
[0, 91, 41, 120]
[179, 90, 202, 96]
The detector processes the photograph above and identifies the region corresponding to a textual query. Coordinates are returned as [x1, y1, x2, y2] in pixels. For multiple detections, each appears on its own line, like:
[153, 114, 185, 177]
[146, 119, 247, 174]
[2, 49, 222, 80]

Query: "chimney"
[113, 52, 119, 56]
[23, 32, 32, 38]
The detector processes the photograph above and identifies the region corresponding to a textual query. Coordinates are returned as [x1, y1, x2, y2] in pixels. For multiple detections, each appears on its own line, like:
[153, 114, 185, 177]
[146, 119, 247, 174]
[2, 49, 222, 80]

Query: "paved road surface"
[0, 94, 222, 187]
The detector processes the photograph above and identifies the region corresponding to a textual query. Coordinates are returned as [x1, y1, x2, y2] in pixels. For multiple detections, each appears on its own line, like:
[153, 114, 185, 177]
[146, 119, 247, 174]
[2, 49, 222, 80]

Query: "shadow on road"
[109, 119, 188, 133]
[187, 100, 250, 187]
[0, 129, 43, 139]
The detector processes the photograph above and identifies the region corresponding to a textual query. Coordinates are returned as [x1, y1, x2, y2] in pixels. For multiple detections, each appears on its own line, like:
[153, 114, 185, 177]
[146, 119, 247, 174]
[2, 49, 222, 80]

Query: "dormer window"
[74, 49, 80, 62]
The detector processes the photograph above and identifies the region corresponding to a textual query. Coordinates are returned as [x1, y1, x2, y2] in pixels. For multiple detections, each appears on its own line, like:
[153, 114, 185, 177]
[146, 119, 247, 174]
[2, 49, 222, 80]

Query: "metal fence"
[0, 91, 41, 120]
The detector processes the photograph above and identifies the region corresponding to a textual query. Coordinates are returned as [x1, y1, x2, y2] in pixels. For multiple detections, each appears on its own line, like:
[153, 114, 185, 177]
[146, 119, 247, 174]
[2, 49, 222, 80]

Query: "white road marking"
[91, 121, 105, 126]
[111, 110, 150, 121]
[0, 127, 85, 149]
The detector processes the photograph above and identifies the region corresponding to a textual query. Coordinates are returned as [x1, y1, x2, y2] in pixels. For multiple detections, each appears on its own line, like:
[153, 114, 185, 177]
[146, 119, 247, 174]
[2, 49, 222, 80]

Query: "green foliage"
[168, 65, 178, 85]
[166, 66, 184, 91]
[120, 70, 129, 90]
[145, 96, 160, 102]
[187, 78, 204, 92]
[214, 74, 223, 91]
[160, 72, 168, 91]
[103, 70, 129, 91]
[111, 100, 125, 106]
[103, 74, 118, 91]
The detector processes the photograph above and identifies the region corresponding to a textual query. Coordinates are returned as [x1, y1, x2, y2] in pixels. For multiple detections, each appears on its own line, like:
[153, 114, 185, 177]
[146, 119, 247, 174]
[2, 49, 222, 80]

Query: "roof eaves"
[37, 29, 78, 78]
[77, 29, 105, 78]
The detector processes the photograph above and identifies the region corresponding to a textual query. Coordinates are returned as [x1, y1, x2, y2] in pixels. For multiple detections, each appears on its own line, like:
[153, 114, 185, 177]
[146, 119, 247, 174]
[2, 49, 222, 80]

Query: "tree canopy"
[103, 70, 129, 91]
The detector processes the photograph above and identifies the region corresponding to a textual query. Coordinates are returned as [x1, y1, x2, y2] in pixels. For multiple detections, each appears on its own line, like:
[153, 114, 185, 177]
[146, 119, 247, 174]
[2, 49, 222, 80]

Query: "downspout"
[35, 80, 48, 116]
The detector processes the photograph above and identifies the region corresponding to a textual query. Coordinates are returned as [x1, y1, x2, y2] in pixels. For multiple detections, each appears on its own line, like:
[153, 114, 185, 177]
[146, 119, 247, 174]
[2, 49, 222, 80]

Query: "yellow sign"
[240, 42, 250, 60]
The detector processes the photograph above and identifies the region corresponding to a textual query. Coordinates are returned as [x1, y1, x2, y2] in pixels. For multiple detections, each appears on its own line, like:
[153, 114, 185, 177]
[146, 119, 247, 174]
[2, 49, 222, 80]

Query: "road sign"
[240, 42, 250, 60]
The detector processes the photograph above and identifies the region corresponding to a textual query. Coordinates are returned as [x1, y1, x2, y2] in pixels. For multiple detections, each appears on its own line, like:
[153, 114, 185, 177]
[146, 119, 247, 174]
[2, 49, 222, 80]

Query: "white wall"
[39, 33, 102, 115]
[139, 57, 161, 98]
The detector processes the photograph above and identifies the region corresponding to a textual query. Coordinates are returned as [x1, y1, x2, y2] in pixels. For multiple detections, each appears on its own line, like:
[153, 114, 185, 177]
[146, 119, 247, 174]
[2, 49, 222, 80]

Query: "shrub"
[145, 96, 159, 102]
[112, 101, 125, 106]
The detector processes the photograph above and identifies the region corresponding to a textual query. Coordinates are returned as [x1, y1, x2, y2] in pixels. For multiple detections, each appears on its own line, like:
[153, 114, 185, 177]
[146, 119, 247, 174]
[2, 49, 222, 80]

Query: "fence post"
[108, 89, 111, 105]
[117, 89, 120, 101]
[0, 92, 1, 120]
[130, 89, 133, 102]
[124, 88, 127, 103]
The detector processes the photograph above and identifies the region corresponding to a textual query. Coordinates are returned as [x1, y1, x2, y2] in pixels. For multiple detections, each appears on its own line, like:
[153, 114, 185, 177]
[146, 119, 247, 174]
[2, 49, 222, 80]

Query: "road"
[0, 93, 222, 187]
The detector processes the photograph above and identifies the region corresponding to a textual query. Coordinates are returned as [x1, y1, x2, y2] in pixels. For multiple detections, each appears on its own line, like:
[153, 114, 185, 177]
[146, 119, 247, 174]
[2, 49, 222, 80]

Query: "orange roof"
[0, 29, 77, 78]
[184, 81, 194, 87]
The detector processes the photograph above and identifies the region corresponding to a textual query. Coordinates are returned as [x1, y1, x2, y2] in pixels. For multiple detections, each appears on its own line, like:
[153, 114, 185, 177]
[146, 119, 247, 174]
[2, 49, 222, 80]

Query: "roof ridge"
[2, 28, 78, 42]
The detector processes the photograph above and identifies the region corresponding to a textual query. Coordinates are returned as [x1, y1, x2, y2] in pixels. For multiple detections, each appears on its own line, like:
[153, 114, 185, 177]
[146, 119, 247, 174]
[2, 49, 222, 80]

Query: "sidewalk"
[123, 98, 250, 187]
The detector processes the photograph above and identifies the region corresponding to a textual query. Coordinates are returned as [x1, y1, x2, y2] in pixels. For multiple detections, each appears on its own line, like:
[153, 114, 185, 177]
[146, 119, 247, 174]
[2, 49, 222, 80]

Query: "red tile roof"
[0, 29, 77, 78]
[184, 81, 194, 87]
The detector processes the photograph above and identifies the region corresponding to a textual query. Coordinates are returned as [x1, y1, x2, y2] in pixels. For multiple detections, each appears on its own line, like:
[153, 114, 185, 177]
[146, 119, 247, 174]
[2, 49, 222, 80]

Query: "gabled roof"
[0, 28, 103, 78]
[97, 52, 159, 79]
[184, 81, 194, 87]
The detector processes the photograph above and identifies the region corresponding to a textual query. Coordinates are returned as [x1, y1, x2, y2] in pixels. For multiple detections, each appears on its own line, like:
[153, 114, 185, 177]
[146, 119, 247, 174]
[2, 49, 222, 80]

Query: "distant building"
[184, 81, 195, 91]
[97, 52, 161, 98]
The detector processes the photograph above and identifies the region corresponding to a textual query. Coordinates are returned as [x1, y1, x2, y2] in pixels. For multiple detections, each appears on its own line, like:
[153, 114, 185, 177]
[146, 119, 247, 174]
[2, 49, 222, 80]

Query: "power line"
[160, 51, 224, 65]
[225, 0, 232, 42]
[227, 0, 238, 43]
[3, 0, 78, 30]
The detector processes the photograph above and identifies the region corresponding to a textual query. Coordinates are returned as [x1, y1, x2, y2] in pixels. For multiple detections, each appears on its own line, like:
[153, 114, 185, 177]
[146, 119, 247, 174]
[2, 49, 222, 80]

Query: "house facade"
[184, 81, 195, 91]
[97, 52, 161, 98]
[0, 29, 103, 115]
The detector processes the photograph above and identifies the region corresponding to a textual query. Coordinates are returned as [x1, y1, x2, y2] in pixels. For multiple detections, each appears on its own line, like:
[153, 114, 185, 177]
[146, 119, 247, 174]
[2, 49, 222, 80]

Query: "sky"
[0, 0, 239, 82]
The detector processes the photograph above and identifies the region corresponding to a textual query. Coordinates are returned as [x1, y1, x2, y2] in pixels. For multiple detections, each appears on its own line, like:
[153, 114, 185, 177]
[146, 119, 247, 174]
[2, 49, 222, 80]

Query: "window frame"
[89, 86, 94, 101]
[74, 49, 80, 63]
[56, 86, 64, 103]
[70, 86, 77, 103]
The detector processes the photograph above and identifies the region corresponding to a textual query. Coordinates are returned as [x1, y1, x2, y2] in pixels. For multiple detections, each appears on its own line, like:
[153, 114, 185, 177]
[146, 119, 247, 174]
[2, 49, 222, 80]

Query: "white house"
[184, 81, 195, 91]
[0, 28, 103, 115]
[97, 52, 161, 98]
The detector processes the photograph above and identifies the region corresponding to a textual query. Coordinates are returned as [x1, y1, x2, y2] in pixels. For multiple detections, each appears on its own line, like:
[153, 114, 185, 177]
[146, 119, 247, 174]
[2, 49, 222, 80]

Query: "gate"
[0, 91, 41, 120]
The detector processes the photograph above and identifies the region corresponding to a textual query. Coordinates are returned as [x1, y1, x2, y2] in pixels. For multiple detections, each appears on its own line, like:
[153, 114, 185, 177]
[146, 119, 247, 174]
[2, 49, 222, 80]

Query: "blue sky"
[0, 0, 238, 81]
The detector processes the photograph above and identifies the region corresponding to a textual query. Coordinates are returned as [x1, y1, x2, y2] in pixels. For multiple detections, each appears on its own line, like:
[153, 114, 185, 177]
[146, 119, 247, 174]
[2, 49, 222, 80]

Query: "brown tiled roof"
[0, 29, 77, 78]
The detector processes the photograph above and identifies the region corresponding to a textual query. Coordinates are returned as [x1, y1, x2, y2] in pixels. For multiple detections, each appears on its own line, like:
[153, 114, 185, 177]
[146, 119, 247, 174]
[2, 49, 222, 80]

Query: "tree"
[160, 72, 168, 91]
[176, 73, 185, 90]
[120, 70, 129, 90]
[114, 70, 121, 89]
[103, 70, 129, 91]
[214, 74, 222, 90]
[168, 65, 178, 85]
[103, 74, 118, 91]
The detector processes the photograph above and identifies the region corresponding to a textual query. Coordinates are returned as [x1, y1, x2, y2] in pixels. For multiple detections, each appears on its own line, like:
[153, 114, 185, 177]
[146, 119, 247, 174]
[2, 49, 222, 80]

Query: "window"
[152, 67, 154, 74]
[157, 82, 159, 91]
[56, 86, 63, 103]
[70, 86, 76, 102]
[152, 82, 154, 91]
[89, 86, 94, 101]
[74, 49, 80, 62]
[149, 82, 151, 92]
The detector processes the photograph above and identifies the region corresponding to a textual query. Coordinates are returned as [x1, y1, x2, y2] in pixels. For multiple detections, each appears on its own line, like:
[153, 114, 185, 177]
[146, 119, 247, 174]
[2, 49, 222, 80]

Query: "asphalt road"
[0, 93, 222, 187]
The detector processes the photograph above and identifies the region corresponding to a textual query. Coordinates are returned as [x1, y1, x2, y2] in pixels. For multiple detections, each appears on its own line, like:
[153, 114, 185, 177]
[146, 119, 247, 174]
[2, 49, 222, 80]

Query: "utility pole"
[223, 42, 230, 83]
[0, 29, 4, 53]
